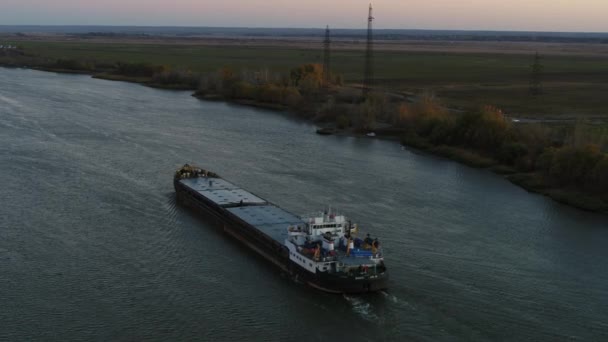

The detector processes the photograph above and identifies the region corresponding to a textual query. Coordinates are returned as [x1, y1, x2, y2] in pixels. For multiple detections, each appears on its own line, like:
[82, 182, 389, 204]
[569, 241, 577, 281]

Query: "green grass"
[16, 40, 608, 117]
[438, 83, 608, 117]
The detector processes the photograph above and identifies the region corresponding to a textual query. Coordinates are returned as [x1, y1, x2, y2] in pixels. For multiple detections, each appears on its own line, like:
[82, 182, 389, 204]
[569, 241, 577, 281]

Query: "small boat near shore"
[316, 127, 337, 135]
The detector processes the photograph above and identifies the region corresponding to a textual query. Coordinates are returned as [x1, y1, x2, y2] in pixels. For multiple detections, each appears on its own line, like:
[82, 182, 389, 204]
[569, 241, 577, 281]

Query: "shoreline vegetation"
[1, 45, 607, 214]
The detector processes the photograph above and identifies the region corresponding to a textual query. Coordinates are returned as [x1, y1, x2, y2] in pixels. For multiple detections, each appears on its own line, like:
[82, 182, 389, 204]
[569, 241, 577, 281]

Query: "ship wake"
[343, 295, 379, 322]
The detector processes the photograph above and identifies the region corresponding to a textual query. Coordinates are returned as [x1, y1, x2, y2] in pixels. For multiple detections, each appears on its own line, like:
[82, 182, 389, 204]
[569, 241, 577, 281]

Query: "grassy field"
[13, 40, 608, 118]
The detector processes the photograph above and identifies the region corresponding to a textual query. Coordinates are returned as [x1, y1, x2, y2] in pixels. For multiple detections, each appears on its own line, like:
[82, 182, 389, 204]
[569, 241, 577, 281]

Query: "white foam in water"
[381, 290, 399, 303]
[343, 295, 379, 322]
[0, 94, 22, 108]
[380, 291, 417, 311]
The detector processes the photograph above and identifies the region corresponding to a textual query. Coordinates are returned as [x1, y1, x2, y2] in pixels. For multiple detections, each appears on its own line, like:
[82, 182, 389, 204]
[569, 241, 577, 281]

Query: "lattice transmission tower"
[363, 3, 374, 97]
[322, 25, 331, 87]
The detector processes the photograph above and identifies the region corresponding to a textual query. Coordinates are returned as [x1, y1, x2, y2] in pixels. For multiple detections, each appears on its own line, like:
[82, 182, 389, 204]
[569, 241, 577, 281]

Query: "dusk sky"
[2, 0, 607, 32]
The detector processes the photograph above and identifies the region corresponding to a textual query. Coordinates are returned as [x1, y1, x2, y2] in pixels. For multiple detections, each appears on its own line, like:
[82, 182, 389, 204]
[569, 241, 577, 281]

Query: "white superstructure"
[285, 209, 384, 276]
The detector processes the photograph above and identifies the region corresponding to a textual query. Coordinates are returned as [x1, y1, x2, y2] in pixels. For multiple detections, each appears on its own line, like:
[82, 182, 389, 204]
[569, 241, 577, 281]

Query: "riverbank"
[397, 132, 608, 213]
[2, 63, 198, 91]
[195, 93, 289, 111]
[92, 73, 197, 91]
[318, 122, 608, 214]
[2, 62, 606, 214]
[317, 122, 608, 214]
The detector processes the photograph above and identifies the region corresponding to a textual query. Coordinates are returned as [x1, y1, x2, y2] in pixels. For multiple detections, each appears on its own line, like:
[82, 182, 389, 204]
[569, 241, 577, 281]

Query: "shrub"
[232, 81, 256, 99]
[548, 144, 603, 185]
[335, 74, 344, 86]
[282, 87, 302, 107]
[115, 62, 165, 77]
[394, 94, 449, 130]
[336, 115, 351, 129]
[197, 72, 220, 95]
[298, 74, 322, 96]
[426, 118, 456, 145]
[256, 84, 283, 103]
[499, 142, 529, 165]
[54, 59, 95, 71]
[315, 101, 354, 123]
[587, 156, 608, 194]
[452, 106, 511, 153]
[152, 69, 199, 88]
[290, 63, 323, 87]
[355, 99, 378, 131]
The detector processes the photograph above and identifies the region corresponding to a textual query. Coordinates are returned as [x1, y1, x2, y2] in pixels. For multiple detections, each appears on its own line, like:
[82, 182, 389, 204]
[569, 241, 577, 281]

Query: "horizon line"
[0, 24, 607, 35]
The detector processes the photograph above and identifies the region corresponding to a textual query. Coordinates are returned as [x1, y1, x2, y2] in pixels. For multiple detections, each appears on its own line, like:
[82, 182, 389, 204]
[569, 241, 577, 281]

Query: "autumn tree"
[290, 64, 323, 87]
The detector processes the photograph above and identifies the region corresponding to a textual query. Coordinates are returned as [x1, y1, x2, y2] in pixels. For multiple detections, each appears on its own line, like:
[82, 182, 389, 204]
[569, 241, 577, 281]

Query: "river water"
[1, 68, 607, 341]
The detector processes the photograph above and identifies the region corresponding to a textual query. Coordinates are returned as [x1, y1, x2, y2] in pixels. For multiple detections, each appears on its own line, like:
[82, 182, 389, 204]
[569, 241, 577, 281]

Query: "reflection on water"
[1, 68, 607, 341]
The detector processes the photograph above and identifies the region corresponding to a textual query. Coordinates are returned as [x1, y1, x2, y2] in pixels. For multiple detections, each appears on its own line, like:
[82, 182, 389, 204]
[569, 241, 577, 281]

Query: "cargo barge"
[174, 164, 388, 294]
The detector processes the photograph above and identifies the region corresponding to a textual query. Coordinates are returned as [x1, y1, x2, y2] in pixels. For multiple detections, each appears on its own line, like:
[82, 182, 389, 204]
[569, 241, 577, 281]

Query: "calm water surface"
[1, 68, 607, 341]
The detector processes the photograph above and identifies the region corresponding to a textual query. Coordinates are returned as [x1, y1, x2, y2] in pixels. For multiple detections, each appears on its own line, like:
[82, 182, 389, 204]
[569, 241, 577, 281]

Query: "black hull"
[174, 176, 388, 294]
[174, 178, 289, 272]
[291, 264, 389, 294]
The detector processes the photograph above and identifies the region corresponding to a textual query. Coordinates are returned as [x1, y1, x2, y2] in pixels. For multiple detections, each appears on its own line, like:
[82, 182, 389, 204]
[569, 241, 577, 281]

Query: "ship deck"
[179, 177, 305, 242]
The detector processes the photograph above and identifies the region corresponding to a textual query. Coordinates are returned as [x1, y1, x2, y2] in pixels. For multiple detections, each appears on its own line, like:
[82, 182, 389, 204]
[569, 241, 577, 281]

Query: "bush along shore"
[0, 50, 201, 90]
[395, 100, 608, 213]
[192, 64, 608, 214]
[2, 51, 607, 214]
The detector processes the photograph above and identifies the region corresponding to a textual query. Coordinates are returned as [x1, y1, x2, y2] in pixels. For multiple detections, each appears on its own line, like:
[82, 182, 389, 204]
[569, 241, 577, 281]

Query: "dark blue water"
[1, 68, 607, 341]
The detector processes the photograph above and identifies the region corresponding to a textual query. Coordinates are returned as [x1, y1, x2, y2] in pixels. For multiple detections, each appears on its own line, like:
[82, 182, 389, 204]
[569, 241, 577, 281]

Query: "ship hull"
[174, 175, 388, 294]
[290, 263, 389, 294]
[174, 178, 290, 272]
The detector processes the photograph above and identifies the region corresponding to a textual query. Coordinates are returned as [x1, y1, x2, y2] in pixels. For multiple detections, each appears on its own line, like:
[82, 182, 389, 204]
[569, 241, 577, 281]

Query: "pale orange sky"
[2, 0, 607, 32]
